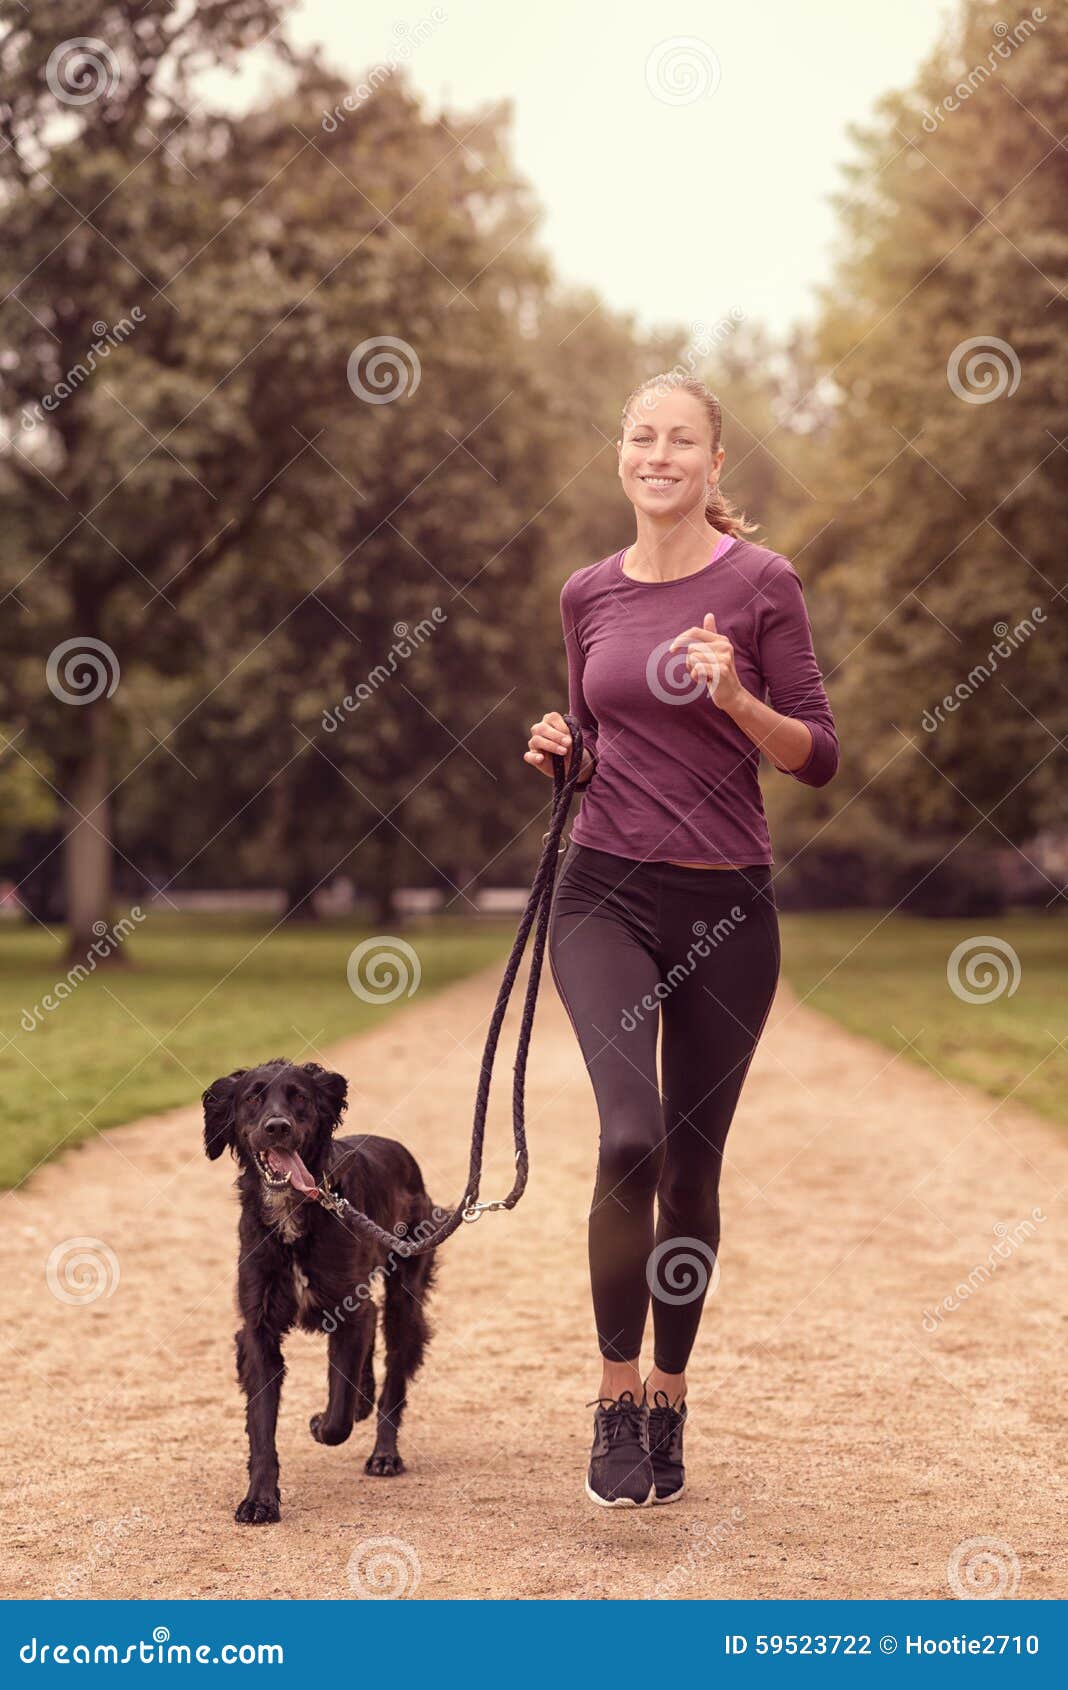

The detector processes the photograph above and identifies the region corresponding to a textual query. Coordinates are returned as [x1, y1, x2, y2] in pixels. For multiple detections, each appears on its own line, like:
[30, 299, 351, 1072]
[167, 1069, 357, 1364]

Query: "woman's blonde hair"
[619, 374, 758, 539]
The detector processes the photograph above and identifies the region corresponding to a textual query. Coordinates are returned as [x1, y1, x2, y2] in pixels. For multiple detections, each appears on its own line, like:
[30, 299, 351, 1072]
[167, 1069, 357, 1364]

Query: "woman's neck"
[622, 518, 724, 582]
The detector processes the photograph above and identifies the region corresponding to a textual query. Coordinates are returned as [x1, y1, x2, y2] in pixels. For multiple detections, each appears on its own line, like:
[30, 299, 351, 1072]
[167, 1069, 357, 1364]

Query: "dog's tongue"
[266, 1148, 318, 1196]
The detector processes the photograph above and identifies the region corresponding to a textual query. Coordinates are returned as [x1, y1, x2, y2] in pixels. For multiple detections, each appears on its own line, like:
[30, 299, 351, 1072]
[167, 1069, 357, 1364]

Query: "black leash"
[316, 716, 585, 1258]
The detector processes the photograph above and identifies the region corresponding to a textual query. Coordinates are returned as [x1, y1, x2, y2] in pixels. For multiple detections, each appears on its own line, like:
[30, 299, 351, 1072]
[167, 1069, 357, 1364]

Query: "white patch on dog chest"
[262, 1188, 304, 1243]
[292, 1262, 314, 1314]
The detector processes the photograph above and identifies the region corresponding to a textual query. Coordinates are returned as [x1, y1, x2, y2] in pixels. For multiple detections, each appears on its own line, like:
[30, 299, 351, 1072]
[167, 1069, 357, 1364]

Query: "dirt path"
[2, 957, 1065, 1601]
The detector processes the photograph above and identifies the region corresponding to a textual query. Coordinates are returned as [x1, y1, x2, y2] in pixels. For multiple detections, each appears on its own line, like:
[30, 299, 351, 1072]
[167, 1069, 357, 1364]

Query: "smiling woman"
[524, 372, 841, 1508]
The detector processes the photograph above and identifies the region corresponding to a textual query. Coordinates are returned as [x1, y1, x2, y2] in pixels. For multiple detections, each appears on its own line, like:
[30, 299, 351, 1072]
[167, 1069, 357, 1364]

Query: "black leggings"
[548, 841, 781, 1375]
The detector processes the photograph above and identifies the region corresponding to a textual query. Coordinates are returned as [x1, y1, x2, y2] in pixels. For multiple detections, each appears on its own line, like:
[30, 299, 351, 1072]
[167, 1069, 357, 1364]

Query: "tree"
[769, 0, 1068, 909]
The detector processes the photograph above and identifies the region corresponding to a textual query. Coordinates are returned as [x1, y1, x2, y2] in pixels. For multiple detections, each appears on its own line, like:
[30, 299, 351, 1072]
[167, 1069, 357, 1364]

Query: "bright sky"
[242, 0, 959, 337]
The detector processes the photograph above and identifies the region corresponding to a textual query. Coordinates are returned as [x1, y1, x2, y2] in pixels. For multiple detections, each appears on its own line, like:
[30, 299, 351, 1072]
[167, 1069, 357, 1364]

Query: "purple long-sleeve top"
[560, 536, 840, 865]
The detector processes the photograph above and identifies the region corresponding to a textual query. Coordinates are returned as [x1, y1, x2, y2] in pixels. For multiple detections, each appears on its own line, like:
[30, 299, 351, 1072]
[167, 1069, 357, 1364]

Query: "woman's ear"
[202, 1069, 247, 1160]
[302, 1063, 349, 1132]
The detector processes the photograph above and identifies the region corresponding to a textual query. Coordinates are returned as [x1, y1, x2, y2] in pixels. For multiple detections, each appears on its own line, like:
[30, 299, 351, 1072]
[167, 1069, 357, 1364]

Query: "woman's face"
[616, 391, 725, 520]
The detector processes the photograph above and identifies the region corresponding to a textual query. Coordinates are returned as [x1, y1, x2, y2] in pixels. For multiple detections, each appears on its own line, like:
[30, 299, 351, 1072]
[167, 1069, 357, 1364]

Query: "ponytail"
[704, 480, 758, 540]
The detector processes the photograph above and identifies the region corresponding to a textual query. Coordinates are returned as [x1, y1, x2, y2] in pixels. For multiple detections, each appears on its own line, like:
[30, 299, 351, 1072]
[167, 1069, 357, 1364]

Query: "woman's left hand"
[668, 613, 745, 711]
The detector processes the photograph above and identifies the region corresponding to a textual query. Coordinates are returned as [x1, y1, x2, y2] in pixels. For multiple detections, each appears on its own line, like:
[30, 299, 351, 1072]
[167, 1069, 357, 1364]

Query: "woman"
[526, 375, 839, 1508]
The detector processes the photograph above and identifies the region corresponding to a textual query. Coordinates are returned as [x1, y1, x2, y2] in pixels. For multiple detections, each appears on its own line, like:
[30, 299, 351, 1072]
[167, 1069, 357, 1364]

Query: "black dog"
[202, 1058, 442, 1524]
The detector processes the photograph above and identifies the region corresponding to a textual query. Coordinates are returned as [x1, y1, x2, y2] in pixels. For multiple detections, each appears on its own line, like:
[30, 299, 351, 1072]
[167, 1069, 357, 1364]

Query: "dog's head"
[202, 1059, 348, 1196]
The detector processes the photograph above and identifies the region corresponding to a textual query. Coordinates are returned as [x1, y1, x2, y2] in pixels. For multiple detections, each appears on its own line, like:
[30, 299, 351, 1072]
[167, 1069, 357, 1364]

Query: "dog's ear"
[302, 1063, 348, 1131]
[202, 1069, 247, 1160]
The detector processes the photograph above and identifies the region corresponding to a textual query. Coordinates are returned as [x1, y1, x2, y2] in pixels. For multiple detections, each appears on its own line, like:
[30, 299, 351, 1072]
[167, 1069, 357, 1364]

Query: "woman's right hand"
[524, 710, 586, 780]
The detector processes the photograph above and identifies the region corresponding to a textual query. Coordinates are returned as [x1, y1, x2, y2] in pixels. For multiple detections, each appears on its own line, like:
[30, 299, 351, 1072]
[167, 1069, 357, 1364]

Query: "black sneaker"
[584, 1390, 655, 1508]
[647, 1388, 687, 1503]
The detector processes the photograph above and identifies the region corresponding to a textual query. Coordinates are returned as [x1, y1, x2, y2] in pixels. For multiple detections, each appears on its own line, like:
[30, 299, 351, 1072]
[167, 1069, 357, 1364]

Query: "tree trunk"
[366, 833, 401, 927]
[64, 705, 125, 965]
[281, 872, 321, 922]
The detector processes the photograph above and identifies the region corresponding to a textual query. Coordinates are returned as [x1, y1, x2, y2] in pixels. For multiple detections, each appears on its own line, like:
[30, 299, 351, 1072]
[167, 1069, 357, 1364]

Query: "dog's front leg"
[234, 1323, 285, 1524]
[310, 1307, 375, 1445]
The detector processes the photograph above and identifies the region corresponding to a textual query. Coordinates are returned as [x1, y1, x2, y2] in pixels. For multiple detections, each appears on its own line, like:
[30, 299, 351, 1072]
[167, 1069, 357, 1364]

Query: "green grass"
[778, 909, 1066, 1129]
[2, 907, 1062, 1191]
[0, 913, 516, 1188]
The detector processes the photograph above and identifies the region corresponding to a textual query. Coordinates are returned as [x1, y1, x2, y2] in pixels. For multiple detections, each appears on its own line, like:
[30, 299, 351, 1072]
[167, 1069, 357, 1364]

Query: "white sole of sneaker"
[652, 1484, 685, 1504]
[584, 1475, 656, 1508]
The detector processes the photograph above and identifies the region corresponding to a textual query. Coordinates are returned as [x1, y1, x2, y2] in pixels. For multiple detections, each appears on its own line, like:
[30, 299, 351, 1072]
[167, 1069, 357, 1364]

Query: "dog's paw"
[365, 1451, 405, 1477]
[309, 1412, 351, 1446]
[235, 1493, 281, 1525]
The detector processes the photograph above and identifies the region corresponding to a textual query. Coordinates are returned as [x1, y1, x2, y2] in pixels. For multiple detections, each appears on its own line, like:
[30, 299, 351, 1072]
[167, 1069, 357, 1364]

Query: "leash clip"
[461, 1196, 510, 1222]
[317, 1182, 348, 1216]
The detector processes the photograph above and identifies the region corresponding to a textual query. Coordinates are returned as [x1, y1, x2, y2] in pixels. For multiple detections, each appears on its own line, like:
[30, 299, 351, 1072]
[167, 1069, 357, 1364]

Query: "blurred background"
[0, 0, 1064, 1182]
